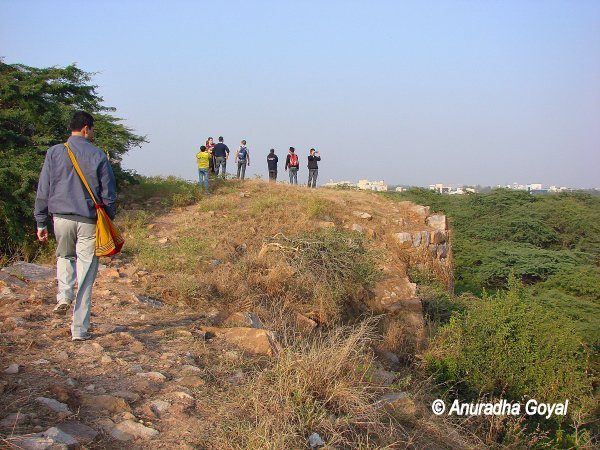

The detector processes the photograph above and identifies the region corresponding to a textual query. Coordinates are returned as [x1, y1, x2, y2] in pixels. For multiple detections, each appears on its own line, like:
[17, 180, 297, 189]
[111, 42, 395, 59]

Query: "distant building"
[322, 179, 355, 188]
[429, 183, 450, 194]
[357, 180, 388, 191]
[429, 183, 475, 195]
[548, 185, 572, 193]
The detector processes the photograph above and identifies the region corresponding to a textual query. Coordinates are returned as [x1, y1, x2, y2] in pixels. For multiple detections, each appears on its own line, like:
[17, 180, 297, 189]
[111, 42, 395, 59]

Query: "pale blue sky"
[2, 0, 599, 187]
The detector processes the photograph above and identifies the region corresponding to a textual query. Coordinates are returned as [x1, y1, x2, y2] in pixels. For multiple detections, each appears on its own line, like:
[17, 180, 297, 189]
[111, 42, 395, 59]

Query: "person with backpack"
[307, 148, 321, 188]
[235, 140, 250, 180]
[285, 147, 300, 184]
[267, 149, 278, 182]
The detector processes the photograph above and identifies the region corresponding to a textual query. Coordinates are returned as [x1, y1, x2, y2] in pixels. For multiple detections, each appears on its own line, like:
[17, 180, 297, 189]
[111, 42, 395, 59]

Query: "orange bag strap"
[64, 142, 100, 206]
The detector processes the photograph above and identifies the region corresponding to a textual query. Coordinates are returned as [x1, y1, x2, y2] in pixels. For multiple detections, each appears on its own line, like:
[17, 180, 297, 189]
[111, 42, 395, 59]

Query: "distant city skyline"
[1, 1, 599, 188]
[324, 178, 597, 191]
[325, 178, 599, 190]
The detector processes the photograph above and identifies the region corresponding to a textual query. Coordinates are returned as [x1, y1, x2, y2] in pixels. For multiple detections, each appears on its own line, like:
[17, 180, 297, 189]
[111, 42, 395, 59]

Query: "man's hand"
[37, 228, 48, 242]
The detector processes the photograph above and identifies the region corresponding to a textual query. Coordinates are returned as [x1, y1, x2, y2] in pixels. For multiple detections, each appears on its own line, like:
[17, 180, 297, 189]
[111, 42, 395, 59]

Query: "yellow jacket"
[196, 150, 211, 169]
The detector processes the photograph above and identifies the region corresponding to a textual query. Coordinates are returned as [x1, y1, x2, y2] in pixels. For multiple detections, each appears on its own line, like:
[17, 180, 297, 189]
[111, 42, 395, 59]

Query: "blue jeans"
[215, 157, 227, 179]
[288, 167, 298, 184]
[198, 168, 209, 192]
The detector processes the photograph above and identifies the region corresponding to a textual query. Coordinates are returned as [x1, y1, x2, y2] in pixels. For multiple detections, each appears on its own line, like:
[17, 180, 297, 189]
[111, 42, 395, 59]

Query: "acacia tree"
[0, 60, 147, 258]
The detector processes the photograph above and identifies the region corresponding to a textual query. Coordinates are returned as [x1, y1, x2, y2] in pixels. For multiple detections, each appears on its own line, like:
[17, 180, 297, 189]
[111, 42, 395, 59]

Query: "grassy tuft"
[215, 320, 397, 449]
[304, 197, 333, 219]
[122, 175, 203, 207]
[266, 229, 382, 323]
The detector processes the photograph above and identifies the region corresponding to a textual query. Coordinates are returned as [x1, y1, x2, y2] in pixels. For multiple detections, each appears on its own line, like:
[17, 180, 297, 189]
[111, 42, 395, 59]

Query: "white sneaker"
[53, 302, 70, 315]
[72, 333, 92, 341]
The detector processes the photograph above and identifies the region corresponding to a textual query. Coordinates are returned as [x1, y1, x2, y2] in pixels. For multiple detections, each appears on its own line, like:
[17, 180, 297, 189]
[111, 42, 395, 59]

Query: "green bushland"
[387, 188, 600, 294]
[427, 276, 594, 409]
[386, 188, 600, 445]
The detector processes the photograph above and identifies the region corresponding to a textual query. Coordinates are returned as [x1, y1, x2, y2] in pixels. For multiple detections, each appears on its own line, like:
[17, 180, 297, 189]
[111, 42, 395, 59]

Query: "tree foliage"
[0, 60, 146, 258]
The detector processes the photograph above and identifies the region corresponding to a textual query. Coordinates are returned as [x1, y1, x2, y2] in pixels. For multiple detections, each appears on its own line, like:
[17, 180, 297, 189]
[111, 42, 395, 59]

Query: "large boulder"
[109, 420, 159, 441]
[80, 394, 131, 413]
[411, 231, 431, 247]
[426, 214, 447, 231]
[430, 230, 447, 244]
[410, 205, 430, 217]
[202, 326, 278, 356]
[393, 232, 412, 248]
[2, 262, 54, 282]
[371, 277, 419, 313]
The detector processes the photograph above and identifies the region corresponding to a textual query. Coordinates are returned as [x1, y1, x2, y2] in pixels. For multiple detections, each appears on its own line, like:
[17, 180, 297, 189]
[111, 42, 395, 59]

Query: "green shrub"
[123, 175, 202, 207]
[250, 195, 280, 216]
[464, 242, 586, 289]
[427, 277, 596, 428]
[542, 266, 600, 301]
[269, 229, 382, 322]
[304, 197, 331, 218]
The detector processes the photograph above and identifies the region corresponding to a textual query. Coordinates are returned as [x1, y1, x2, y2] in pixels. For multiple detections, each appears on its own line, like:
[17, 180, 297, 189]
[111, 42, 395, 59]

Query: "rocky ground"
[0, 186, 452, 449]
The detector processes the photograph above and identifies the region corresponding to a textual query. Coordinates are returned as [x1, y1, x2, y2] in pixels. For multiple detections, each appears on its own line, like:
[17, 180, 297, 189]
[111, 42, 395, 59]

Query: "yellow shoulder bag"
[64, 143, 125, 256]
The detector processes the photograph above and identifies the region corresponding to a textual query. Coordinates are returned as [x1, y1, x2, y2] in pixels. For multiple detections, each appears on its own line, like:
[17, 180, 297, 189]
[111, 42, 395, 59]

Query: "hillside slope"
[0, 181, 472, 449]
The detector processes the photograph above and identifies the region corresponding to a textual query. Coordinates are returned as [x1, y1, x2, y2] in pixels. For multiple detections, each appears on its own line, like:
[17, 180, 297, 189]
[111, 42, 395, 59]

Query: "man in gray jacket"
[34, 111, 117, 341]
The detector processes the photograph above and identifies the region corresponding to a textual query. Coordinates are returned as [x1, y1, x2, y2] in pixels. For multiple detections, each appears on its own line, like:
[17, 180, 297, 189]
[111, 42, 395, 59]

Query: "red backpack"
[289, 153, 299, 167]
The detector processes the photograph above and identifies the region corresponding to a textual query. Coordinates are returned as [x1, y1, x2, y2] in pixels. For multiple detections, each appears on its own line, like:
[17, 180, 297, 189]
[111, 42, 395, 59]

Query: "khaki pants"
[54, 216, 98, 338]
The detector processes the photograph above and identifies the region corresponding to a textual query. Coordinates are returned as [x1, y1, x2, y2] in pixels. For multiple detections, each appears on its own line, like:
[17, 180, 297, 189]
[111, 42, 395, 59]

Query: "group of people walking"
[196, 137, 321, 193]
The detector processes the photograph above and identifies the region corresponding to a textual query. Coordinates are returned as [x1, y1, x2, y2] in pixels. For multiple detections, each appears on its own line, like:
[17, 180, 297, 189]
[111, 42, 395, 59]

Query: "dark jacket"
[212, 142, 230, 158]
[34, 135, 117, 228]
[307, 154, 321, 169]
[267, 152, 279, 171]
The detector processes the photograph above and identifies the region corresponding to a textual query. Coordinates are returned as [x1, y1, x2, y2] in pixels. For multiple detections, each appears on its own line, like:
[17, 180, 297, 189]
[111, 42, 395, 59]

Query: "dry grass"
[213, 319, 401, 449]
[115, 178, 481, 448]
[117, 181, 384, 322]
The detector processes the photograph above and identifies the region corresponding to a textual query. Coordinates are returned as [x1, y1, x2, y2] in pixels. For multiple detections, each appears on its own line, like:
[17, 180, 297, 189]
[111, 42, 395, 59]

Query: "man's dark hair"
[218, 136, 224, 142]
[289, 147, 295, 152]
[70, 111, 94, 131]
